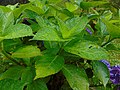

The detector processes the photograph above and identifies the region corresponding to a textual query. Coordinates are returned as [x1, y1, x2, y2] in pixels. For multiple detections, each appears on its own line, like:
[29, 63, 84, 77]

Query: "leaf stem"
[91, 7, 99, 15]
[1, 41, 27, 67]
[2, 50, 20, 65]
[101, 38, 114, 47]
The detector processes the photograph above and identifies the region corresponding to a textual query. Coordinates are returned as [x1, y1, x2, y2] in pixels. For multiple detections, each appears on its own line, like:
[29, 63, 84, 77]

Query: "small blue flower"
[110, 65, 120, 84]
[100, 60, 111, 68]
[100, 60, 120, 85]
[86, 28, 92, 35]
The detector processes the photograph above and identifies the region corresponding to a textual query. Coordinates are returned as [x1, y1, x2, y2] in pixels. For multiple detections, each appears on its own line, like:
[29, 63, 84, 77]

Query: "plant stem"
[2, 50, 27, 67]
[101, 38, 114, 47]
[2, 50, 22, 66]
[91, 7, 99, 15]
[1, 41, 26, 67]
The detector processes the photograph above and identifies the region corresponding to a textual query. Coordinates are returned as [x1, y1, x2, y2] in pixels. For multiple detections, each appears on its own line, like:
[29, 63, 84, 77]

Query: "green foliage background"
[0, 0, 120, 90]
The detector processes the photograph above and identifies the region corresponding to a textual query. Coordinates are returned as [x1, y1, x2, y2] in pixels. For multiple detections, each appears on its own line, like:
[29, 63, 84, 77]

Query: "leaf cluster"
[0, 0, 120, 90]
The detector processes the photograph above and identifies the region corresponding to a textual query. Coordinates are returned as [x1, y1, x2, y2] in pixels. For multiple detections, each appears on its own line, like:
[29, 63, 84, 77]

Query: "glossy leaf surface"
[27, 79, 48, 90]
[3, 24, 33, 39]
[0, 66, 24, 80]
[12, 45, 41, 58]
[92, 61, 110, 87]
[35, 55, 64, 79]
[0, 79, 25, 90]
[62, 64, 89, 90]
[64, 41, 109, 60]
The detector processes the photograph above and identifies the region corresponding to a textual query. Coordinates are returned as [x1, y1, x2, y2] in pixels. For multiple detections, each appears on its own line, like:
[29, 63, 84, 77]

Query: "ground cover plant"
[0, 0, 120, 90]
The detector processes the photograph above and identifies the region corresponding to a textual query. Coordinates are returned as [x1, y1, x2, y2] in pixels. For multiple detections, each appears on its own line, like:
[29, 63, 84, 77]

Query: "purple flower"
[100, 60, 120, 85]
[100, 60, 111, 68]
[109, 65, 120, 84]
[86, 28, 92, 35]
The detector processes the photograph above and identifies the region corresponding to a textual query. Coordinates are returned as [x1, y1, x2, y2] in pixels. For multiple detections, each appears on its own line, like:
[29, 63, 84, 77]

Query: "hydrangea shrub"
[0, 0, 120, 90]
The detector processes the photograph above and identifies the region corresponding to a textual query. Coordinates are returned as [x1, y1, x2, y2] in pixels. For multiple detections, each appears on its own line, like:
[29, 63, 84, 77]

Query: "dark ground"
[0, 0, 28, 5]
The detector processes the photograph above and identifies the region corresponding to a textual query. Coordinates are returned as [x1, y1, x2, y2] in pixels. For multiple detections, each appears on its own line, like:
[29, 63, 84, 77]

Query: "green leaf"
[29, 0, 44, 9]
[23, 9, 39, 19]
[6, 3, 19, 10]
[27, 79, 48, 90]
[64, 41, 109, 60]
[56, 17, 70, 38]
[0, 37, 4, 42]
[65, 2, 78, 12]
[68, 16, 89, 37]
[35, 55, 64, 79]
[103, 11, 113, 21]
[49, 4, 74, 19]
[13, 3, 44, 19]
[109, 20, 120, 24]
[12, 45, 41, 58]
[48, 0, 62, 3]
[3, 24, 33, 39]
[32, 27, 66, 41]
[43, 47, 60, 55]
[44, 41, 60, 49]
[21, 67, 35, 84]
[80, 1, 108, 9]
[57, 16, 89, 38]
[61, 9, 74, 18]
[92, 61, 110, 87]
[26, 4, 44, 15]
[36, 16, 47, 28]
[0, 79, 25, 90]
[102, 19, 120, 38]
[108, 50, 120, 65]
[106, 39, 120, 65]
[3, 12, 14, 32]
[0, 10, 14, 36]
[0, 66, 24, 80]
[0, 6, 12, 12]
[3, 39, 22, 52]
[62, 64, 89, 90]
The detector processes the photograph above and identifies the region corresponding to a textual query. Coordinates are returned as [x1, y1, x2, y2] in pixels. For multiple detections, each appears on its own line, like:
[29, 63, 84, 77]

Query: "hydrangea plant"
[0, 0, 120, 90]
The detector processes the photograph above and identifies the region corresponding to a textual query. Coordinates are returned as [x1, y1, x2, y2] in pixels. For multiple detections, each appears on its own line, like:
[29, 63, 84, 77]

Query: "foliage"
[0, 0, 120, 90]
